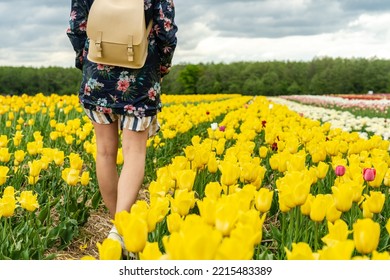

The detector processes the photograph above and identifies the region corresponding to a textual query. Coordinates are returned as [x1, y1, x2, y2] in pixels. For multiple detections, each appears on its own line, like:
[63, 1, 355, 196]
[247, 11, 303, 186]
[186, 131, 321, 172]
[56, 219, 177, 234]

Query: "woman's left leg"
[116, 128, 149, 214]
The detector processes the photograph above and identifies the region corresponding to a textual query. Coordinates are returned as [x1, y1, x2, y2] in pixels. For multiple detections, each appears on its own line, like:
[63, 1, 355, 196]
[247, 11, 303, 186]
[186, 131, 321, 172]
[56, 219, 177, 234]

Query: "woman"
[67, 0, 177, 245]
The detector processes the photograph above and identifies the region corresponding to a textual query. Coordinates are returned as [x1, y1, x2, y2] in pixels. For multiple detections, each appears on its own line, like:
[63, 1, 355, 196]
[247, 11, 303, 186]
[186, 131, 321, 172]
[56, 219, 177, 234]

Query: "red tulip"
[335, 165, 346, 177]
[363, 168, 376, 182]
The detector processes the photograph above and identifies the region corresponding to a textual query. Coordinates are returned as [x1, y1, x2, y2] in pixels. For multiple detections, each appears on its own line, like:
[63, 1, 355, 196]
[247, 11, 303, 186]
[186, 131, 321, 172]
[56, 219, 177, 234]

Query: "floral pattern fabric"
[67, 0, 178, 117]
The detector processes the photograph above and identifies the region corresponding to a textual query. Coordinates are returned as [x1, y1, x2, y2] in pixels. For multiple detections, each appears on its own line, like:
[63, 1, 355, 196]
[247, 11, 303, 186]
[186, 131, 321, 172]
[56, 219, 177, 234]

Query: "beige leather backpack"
[86, 0, 153, 69]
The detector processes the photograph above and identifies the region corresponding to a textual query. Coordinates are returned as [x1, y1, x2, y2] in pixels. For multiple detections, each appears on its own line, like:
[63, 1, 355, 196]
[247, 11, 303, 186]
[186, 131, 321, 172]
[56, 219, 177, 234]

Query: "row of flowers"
[277, 94, 389, 121]
[86, 96, 390, 260]
[269, 97, 390, 141]
[333, 93, 390, 100]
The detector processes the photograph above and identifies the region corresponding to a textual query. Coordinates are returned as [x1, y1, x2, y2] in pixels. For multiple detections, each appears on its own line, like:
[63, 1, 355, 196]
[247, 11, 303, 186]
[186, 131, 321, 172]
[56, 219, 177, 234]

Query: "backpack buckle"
[95, 32, 102, 58]
[127, 35, 134, 62]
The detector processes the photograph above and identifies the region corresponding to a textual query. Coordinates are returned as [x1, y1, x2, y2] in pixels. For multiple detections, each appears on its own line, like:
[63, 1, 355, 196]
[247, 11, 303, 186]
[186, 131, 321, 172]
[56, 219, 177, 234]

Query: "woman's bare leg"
[93, 121, 119, 218]
[116, 128, 149, 213]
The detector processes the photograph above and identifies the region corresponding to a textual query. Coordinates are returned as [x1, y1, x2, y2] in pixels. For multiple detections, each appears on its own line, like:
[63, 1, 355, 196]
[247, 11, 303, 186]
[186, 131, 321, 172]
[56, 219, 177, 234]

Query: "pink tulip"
[335, 165, 346, 176]
[363, 168, 376, 182]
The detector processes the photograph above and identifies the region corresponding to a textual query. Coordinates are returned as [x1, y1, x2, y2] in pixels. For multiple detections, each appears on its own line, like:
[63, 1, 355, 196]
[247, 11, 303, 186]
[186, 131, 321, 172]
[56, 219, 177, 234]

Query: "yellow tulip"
[39, 156, 51, 170]
[97, 238, 122, 260]
[321, 220, 351, 246]
[386, 218, 390, 235]
[350, 181, 365, 203]
[122, 213, 148, 253]
[285, 242, 318, 260]
[64, 135, 74, 145]
[113, 210, 132, 237]
[50, 131, 59, 141]
[166, 212, 183, 233]
[163, 215, 222, 259]
[61, 168, 80, 186]
[278, 192, 293, 213]
[219, 161, 241, 187]
[80, 255, 96, 260]
[309, 194, 326, 222]
[170, 189, 196, 217]
[128, 202, 148, 225]
[325, 140, 339, 156]
[259, 146, 268, 158]
[13, 131, 23, 146]
[300, 193, 314, 216]
[18, 190, 39, 212]
[183, 145, 195, 161]
[0, 196, 17, 217]
[204, 182, 222, 200]
[364, 191, 385, 214]
[310, 145, 327, 163]
[240, 162, 259, 183]
[28, 176, 39, 185]
[383, 168, 390, 187]
[53, 150, 65, 166]
[371, 251, 390, 260]
[139, 242, 163, 260]
[361, 200, 374, 219]
[69, 153, 83, 170]
[316, 161, 329, 179]
[215, 196, 239, 236]
[176, 169, 196, 191]
[215, 139, 226, 155]
[27, 141, 42, 156]
[207, 154, 218, 173]
[215, 236, 253, 260]
[193, 146, 210, 170]
[318, 240, 354, 260]
[254, 187, 274, 213]
[0, 148, 11, 163]
[368, 161, 388, 188]
[28, 160, 42, 178]
[325, 202, 342, 223]
[80, 171, 90, 186]
[353, 218, 380, 255]
[3, 186, 15, 197]
[0, 166, 10, 185]
[236, 210, 266, 245]
[331, 183, 354, 212]
[147, 197, 169, 232]
[14, 150, 26, 164]
[197, 197, 217, 226]
[286, 151, 306, 172]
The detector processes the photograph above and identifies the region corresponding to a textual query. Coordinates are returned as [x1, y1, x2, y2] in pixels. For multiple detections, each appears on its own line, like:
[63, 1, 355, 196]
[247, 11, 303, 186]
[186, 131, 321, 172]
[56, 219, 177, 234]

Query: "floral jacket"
[67, 0, 178, 117]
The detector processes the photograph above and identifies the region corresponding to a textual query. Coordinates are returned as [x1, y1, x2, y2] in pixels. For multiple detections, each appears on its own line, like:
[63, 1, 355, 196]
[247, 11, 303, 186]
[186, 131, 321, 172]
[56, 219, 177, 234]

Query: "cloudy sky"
[1, 0, 390, 68]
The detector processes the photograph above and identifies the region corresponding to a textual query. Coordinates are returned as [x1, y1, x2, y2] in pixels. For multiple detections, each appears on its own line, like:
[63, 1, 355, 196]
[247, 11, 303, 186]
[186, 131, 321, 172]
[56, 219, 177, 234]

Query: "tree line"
[1, 57, 390, 96]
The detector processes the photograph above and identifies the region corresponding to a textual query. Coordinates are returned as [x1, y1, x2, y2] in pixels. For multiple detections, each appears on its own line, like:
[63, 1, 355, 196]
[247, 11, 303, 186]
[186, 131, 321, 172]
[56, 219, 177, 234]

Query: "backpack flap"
[86, 0, 152, 68]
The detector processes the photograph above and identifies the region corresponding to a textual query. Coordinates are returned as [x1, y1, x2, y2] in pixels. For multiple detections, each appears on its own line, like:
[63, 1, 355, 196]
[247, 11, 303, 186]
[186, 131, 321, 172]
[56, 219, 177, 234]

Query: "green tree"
[177, 64, 203, 94]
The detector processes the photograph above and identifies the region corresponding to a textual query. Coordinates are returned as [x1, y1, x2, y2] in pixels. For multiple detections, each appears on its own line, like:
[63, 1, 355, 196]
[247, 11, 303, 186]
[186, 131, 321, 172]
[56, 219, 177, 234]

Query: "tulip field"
[0, 92, 389, 260]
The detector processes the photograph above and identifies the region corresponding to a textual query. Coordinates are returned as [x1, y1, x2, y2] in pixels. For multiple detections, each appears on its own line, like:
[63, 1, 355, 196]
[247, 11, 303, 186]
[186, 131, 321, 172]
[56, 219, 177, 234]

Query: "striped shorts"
[84, 108, 160, 138]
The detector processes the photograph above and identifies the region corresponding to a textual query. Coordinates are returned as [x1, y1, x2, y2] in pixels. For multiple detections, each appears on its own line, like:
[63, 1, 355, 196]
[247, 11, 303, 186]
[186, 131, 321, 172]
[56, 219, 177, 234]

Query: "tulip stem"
[314, 222, 319, 252]
[281, 212, 287, 259]
[294, 207, 300, 241]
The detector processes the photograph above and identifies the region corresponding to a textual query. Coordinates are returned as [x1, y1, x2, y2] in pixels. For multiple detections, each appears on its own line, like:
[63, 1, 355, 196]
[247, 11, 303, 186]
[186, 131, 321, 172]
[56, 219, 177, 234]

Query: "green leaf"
[91, 189, 101, 209]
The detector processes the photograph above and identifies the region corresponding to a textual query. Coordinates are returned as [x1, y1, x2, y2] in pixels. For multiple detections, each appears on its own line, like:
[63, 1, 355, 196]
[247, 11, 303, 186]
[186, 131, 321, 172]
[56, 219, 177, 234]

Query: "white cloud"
[1, 0, 390, 67]
[173, 10, 390, 65]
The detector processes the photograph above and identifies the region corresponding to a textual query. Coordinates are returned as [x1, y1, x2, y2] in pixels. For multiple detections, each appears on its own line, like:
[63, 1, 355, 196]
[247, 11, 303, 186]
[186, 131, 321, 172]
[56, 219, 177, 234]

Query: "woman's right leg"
[93, 120, 119, 218]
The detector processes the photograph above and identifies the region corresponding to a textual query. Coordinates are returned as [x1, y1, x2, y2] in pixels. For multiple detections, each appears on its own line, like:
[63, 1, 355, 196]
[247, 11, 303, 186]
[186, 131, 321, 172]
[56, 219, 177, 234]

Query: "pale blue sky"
[1, 0, 390, 67]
